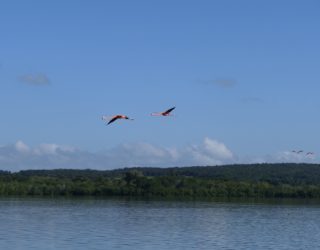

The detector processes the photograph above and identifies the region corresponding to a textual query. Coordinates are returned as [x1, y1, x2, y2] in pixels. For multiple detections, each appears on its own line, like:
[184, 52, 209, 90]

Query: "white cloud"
[15, 141, 30, 153]
[34, 143, 75, 155]
[0, 138, 236, 171]
[186, 138, 234, 165]
[203, 137, 233, 159]
[241, 150, 318, 164]
[271, 151, 316, 163]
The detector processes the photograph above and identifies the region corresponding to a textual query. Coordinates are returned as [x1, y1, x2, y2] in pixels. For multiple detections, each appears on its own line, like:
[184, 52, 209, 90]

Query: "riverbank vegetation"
[1, 163, 320, 198]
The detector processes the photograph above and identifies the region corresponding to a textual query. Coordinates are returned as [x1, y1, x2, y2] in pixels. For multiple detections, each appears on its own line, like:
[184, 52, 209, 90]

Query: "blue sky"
[1, 0, 319, 170]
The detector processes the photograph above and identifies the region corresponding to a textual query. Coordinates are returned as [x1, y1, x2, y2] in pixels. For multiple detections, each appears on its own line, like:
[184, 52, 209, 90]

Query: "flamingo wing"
[163, 107, 175, 115]
[107, 116, 120, 125]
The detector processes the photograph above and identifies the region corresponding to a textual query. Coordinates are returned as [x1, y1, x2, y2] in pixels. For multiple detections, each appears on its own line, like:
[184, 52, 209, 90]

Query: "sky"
[0, 0, 319, 171]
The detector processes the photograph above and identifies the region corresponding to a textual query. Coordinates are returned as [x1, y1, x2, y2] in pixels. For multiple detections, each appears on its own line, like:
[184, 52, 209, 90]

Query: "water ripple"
[0, 198, 320, 249]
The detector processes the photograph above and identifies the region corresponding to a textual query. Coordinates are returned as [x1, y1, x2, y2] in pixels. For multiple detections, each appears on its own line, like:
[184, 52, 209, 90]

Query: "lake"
[0, 198, 320, 249]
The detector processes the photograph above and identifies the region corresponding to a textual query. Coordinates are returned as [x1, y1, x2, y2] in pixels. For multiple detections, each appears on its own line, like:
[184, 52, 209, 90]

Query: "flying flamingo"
[102, 115, 133, 125]
[151, 107, 175, 116]
[291, 150, 304, 154]
[306, 152, 314, 156]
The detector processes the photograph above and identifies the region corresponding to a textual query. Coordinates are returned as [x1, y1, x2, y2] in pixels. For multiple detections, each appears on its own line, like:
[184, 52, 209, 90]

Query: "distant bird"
[306, 152, 314, 156]
[291, 150, 303, 154]
[151, 107, 175, 116]
[102, 115, 133, 125]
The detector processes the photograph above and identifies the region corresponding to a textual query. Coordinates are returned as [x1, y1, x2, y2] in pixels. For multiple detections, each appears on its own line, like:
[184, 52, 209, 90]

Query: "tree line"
[1, 163, 320, 198]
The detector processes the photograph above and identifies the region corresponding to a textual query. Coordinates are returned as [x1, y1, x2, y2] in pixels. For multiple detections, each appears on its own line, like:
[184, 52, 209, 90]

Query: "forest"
[1, 163, 320, 198]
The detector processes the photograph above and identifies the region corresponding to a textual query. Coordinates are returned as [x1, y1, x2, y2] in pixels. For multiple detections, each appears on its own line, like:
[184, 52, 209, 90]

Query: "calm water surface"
[0, 198, 320, 250]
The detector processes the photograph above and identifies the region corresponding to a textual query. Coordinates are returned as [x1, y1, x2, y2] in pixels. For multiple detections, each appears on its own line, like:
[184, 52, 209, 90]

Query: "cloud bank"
[0, 139, 317, 172]
[267, 150, 317, 163]
[0, 138, 235, 171]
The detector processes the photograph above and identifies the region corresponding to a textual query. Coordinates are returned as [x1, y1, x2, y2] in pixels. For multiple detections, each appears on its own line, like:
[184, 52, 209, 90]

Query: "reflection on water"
[0, 198, 320, 250]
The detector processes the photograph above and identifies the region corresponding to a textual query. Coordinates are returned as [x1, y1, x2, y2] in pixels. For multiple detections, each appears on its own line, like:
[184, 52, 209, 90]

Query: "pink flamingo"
[151, 107, 175, 116]
[102, 115, 133, 125]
